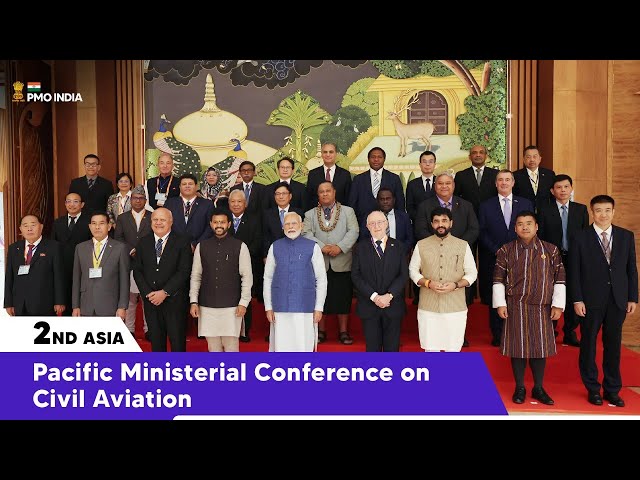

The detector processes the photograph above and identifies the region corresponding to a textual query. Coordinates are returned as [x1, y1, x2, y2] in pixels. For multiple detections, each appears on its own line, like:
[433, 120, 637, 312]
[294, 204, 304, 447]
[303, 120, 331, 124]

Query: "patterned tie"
[560, 205, 569, 251]
[184, 201, 192, 218]
[279, 209, 285, 227]
[93, 240, 102, 268]
[600, 231, 611, 263]
[325, 167, 331, 182]
[323, 207, 331, 222]
[87, 178, 95, 189]
[233, 217, 241, 233]
[445, 201, 452, 211]
[384, 212, 391, 237]
[375, 240, 384, 258]
[244, 184, 251, 204]
[155, 238, 163, 258]
[425, 177, 430, 192]
[476, 168, 483, 186]
[531, 171, 538, 194]
[68, 216, 77, 230]
[503, 197, 511, 229]
[372, 171, 380, 198]
[26, 244, 35, 265]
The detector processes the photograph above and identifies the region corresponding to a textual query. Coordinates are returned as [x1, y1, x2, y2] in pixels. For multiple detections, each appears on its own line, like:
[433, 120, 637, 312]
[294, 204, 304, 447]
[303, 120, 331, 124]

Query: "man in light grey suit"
[303, 182, 359, 345]
[72, 211, 130, 319]
[114, 185, 152, 338]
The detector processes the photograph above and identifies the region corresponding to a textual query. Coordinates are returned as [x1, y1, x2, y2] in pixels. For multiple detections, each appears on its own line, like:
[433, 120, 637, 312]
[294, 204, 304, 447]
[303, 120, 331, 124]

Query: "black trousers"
[360, 311, 402, 352]
[579, 289, 626, 395]
[559, 252, 578, 335]
[144, 298, 187, 352]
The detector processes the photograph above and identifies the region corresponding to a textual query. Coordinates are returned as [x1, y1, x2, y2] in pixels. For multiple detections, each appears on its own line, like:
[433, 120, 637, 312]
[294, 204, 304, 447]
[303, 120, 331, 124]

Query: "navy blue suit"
[570, 225, 638, 396]
[348, 169, 405, 223]
[359, 209, 414, 250]
[163, 196, 214, 247]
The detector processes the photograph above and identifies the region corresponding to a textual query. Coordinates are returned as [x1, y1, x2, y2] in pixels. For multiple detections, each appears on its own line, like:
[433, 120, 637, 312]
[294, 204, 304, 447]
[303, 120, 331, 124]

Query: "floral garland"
[316, 202, 342, 232]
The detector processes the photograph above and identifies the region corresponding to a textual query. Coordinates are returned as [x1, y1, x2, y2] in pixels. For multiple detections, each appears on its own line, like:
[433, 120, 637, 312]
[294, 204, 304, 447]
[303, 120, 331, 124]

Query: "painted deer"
[387, 90, 435, 157]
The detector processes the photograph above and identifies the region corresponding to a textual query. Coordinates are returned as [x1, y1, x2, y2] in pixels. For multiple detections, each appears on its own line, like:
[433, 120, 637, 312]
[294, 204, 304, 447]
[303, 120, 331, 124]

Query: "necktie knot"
[279, 209, 285, 226]
[375, 239, 384, 258]
[69, 216, 77, 229]
[325, 168, 331, 182]
[425, 177, 431, 191]
[233, 217, 241, 231]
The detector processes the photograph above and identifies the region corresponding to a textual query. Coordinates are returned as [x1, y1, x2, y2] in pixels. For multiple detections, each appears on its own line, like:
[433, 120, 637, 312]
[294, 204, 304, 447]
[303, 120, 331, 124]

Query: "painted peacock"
[152, 114, 202, 177]
[209, 138, 248, 191]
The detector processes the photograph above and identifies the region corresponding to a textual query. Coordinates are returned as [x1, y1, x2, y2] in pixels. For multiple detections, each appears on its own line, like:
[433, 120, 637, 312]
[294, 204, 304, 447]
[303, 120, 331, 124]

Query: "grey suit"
[113, 210, 152, 253]
[72, 238, 130, 316]
[303, 204, 360, 272]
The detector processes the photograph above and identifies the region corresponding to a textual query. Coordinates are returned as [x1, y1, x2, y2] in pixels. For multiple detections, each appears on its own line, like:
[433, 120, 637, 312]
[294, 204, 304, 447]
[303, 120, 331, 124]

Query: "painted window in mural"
[143, 60, 507, 190]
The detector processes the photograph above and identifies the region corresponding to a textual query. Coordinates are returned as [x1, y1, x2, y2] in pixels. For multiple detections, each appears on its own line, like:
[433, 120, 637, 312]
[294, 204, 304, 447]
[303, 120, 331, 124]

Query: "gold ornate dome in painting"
[173, 73, 248, 149]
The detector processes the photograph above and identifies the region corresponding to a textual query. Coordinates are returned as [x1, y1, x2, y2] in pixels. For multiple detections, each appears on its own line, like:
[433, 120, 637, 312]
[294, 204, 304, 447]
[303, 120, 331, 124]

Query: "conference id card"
[89, 267, 103, 278]
[18, 265, 30, 275]
[155, 193, 167, 203]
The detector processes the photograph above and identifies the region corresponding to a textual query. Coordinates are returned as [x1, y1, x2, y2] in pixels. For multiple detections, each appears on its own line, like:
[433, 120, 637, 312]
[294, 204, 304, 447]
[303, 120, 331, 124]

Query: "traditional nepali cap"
[131, 184, 146, 196]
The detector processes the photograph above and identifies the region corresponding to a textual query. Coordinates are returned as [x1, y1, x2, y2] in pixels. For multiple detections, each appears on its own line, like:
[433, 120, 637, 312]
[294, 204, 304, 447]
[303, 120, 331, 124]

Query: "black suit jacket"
[537, 201, 589, 253]
[163, 196, 214, 247]
[359, 209, 414, 249]
[453, 166, 498, 216]
[132, 231, 193, 301]
[348, 169, 406, 223]
[113, 210, 153, 255]
[68, 175, 114, 215]
[414, 196, 479, 245]
[513, 167, 555, 211]
[51, 213, 92, 307]
[4, 238, 66, 315]
[406, 176, 436, 224]
[146, 175, 181, 210]
[306, 165, 352, 208]
[230, 212, 262, 260]
[262, 206, 305, 258]
[230, 181, 266, 216]
[351, 237, 408, 320]
[263, 179, 308, 212]
[570, 225, 638, 310]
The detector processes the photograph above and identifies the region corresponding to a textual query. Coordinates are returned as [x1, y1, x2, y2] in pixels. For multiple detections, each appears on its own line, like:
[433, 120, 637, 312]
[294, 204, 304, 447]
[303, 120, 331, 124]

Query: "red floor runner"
[133, 298, 640, 415]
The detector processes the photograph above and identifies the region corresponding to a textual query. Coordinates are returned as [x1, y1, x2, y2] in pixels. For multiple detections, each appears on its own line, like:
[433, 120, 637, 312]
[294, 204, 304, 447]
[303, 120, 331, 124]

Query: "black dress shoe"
[562, 333, 580, 347]
[462, 338, 470, 347]
[264, 335, 270, 342]
[144, 331, 151, 342]
[588, 391, 603, 406]
[512, 386, 526, 404]
[531, 387, 555, 405]
[603, 392, 625, 407]
[239, 335, 251, 343]
[491, 336, 501, 347]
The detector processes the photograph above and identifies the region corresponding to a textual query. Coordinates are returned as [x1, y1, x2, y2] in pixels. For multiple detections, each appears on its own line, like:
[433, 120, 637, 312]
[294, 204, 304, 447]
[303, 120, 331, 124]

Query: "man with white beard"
[263, 212, 327, 352]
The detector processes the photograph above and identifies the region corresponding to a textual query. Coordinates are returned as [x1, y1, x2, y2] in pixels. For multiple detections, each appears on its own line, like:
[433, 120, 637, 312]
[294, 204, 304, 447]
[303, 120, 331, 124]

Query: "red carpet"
[134, 298, 640, 416]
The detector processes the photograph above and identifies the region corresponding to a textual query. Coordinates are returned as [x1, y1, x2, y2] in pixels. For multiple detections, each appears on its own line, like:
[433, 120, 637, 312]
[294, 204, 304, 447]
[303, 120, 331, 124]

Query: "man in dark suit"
[513, 145, 555, 212]
[228, 189, 263, 342]
[359, 187, 414, 249]
[406, 150, 437, 224]
[146, 153, 180, 210]
[230, 160, 266, 217]
[414, 171, 479, 346]
[262, 157, 308, 211]
[133, 207, 193, 352]
[348, 147, 405, 224]
[68, 154, 114, 215]
[51, 192, 92, 315]
[478, 170, 534, 346]
[306, 142, 352, 208]
[570, 194, 638, 408]
[71, 212, 130, 319]
[351, 210, 408, 351]
[163, 174, 214, 250]
[537, 174, 589, 346]
[453, 145, 498, 217]
[114, 185, 152, 339]
[262, 182, 305, 259]
[4, 214, 65, 316]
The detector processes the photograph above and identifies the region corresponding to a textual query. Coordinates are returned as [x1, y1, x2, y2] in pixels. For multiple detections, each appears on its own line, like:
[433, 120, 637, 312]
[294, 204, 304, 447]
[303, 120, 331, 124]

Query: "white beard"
[285, 230, 301, 240]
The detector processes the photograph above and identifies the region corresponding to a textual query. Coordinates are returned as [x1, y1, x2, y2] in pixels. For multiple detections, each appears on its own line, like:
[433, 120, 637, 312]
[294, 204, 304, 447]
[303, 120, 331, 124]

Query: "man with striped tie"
[570, 195, 638, 407]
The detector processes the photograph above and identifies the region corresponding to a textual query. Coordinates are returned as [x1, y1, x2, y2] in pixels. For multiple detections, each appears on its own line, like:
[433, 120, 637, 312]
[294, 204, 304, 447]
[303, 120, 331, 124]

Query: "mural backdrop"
[144, 60, 507, 191]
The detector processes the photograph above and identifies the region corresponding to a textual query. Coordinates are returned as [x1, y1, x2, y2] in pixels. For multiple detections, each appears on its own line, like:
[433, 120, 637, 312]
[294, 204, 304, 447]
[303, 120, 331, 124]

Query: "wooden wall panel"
[508, 60, 538, 170]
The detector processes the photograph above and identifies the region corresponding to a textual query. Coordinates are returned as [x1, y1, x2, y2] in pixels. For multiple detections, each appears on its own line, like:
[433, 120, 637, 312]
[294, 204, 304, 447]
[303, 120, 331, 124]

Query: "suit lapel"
[159, 233, 175, 265]
[28, 239, 46, 268]
[100, 240, 114, 268]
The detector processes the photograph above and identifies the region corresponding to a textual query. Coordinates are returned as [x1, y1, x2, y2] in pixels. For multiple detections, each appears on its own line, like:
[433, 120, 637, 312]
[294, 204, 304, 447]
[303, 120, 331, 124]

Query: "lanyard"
[119, 195, 130, 213]
[157, 175, 173, 193]
[93, 241, 108, 266]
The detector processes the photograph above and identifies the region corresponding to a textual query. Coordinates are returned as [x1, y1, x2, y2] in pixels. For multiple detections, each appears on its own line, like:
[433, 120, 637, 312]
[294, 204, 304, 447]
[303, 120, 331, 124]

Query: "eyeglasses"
[84, 162, 99, 167]
[239, 168, 254, 173]
[367, 220, 387, 227]
[275, 192, 290, 196]
[65, 200, 82, 204]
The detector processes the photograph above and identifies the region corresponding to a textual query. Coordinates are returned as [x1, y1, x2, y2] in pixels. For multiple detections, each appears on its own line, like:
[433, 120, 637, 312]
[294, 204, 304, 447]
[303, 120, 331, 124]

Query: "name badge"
[89, 267, 103, 278]
[18, 265, 30, 275]
[155, 193, 167, 203]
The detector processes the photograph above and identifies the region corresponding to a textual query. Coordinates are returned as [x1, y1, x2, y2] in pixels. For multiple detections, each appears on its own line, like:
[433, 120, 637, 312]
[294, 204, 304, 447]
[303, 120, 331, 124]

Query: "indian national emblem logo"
[12, 81, 25, 102]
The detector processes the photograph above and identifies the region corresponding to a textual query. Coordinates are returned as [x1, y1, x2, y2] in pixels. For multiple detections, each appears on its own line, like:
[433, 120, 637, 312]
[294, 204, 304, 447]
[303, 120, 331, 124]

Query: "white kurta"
[409, 242, 477, 352]
[263, 242, 327, 352]
[189, 242, 253, 338]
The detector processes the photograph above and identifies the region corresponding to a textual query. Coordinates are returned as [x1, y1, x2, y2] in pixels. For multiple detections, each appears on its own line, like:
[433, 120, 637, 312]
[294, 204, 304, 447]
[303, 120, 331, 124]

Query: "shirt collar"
[593, 224, 613, 237]
[154, 231, 171, 243]
[243, 181, 253, 188]
[68, 212, 81, 220]
[556, 200, 569, 209]
[499, 193, 513, 202]
[370, 167, 384, 177]
[25, 237, 43, 248]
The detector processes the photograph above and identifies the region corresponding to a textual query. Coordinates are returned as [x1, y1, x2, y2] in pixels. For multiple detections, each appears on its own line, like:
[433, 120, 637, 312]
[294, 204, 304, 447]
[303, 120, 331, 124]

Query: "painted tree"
[320, 105, 372, 155]
[342, 77, 379, 126]
[266, 90, 332, 162]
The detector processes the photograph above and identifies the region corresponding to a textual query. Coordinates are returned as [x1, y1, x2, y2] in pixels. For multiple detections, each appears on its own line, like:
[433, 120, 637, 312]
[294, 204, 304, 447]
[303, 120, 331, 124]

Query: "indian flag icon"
[27, 82, 41, 92]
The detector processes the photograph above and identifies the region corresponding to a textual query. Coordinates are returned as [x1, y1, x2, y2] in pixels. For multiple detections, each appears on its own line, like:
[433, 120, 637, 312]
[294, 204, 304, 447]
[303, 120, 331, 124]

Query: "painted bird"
[152, 114, 202, 178]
